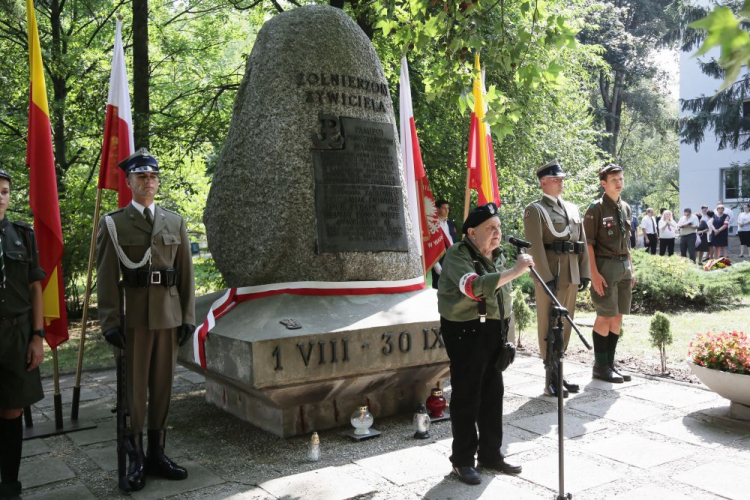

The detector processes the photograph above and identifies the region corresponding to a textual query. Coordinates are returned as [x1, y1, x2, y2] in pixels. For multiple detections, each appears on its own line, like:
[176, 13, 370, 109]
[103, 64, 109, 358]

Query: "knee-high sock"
[592, 330, 609, 365]
[607, 332, 620, 365]
[0, 415, 23, 484]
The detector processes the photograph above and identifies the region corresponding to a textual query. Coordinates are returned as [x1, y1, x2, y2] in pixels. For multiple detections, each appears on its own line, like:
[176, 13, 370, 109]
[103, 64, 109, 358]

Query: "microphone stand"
[509, 239, 591, 500]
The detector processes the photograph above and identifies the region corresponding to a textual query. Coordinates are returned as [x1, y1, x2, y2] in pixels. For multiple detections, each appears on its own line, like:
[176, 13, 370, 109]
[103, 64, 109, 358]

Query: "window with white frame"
[722, 166, 750, 201]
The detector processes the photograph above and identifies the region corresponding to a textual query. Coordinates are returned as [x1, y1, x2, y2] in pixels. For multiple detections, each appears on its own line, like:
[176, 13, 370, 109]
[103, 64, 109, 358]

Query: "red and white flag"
[98, 19, 134, 208]
[400, 56, 445, 274]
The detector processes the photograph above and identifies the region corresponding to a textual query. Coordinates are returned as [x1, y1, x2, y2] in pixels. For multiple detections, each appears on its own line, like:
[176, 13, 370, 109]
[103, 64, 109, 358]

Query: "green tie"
[0, 237, 5, 288]
[144, 207, 154, 226]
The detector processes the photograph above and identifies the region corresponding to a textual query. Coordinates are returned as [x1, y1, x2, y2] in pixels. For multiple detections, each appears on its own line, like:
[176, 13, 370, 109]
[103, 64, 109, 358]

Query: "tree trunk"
[599, 69, 624, 159]
[133, 0, 150, 149]
[49, 0, 67, 187]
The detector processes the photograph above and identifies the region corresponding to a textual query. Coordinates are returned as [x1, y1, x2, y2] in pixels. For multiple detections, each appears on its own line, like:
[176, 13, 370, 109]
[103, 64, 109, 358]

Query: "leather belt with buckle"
[0, 312, 30, 329]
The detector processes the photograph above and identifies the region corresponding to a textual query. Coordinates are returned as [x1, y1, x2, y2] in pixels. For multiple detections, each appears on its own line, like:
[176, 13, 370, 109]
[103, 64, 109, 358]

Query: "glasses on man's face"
[484, 224, 502, 234]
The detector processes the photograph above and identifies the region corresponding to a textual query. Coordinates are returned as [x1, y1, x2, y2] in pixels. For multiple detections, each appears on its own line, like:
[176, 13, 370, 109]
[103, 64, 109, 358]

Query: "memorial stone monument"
[179, 5, 449, 438]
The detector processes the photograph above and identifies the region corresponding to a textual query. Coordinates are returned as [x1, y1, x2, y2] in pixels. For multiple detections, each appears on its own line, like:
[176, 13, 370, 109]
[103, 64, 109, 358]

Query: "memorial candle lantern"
[350, 405, 374, 435]
[307, 432, 320, 461]
[413, 403, 431, 439]
[426, 388, 447, 418]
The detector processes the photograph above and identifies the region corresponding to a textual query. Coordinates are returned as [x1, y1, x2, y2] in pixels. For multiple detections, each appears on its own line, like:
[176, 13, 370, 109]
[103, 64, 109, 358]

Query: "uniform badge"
[524, 210, 530, 219]
[603, 216, 614, 229]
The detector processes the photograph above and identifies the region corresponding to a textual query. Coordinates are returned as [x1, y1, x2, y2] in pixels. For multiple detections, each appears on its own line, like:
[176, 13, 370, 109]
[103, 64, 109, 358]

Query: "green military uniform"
[583, 193, 632, 317]
[97, 202, 195, 435]
[524, 195, 590, 359]
[436, 204, 519, 479]
[0, 218, 45, 409]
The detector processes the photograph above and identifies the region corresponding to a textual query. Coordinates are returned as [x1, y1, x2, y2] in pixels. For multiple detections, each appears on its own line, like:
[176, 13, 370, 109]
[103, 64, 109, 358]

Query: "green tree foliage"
[649, 310, 672, 373]
[512, 287, 532, 348]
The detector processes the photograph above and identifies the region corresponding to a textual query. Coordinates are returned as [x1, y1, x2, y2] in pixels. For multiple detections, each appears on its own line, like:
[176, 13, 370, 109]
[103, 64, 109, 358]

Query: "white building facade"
[679, 17, 749, 233]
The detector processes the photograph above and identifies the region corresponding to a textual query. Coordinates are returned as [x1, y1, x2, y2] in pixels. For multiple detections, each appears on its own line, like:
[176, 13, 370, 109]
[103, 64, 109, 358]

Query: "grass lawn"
[40, 320, 115, 378]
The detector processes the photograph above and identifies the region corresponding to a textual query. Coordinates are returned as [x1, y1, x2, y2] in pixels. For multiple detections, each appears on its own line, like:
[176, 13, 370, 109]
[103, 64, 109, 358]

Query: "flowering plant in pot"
[687, 331, 750, 409]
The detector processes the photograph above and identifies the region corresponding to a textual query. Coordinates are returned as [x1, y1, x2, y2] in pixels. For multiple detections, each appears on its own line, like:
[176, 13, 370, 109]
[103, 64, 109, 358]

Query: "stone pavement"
[18, 354, 750, 500]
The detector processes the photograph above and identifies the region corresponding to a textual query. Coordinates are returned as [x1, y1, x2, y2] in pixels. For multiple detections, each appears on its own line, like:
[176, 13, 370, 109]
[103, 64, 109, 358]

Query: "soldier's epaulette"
[105, 208, 125, 216]
[588, 202, 597, 210]
[11, 221, 33, 232]
[160, 207, 181, 216]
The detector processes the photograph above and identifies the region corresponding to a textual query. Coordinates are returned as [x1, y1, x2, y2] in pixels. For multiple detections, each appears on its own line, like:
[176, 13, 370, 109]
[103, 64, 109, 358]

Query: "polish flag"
[98, 19, 134, 208]
[400, 56, 445, 274]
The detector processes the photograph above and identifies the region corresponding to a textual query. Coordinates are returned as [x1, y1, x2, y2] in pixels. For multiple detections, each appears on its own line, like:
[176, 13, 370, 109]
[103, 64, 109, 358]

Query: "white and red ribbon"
[193, 276, 426, 370]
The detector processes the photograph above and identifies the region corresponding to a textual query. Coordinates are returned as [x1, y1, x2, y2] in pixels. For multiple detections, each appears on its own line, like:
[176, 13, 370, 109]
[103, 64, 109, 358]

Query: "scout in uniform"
[0, 169, 46, 500]
[583, 164, 635, 383]
[97, 149, 196, 492]
[437, 203, 534, 485]
[523, 160, 590, 397]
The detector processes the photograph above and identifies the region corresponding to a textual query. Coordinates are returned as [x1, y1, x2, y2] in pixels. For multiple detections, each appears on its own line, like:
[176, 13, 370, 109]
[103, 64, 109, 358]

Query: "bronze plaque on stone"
[312, 116, 408, 253]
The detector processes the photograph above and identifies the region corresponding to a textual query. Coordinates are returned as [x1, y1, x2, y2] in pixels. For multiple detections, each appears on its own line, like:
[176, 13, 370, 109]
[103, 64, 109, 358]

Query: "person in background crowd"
[677, 208, 699, 261]
[738, 204, 750, 258]
[630, 212, 639, 249]
[0, 169, 46, 500]
[700, 205, 709, 222]
[656, 208, 666, 227]
[641, 208, 658, 255]
[712, 205, 731, 259]
[658, 210, 677, 256]
[695, 210, 712, 263]
[718, 200, 733, 225]
[431, 199, 457, 289]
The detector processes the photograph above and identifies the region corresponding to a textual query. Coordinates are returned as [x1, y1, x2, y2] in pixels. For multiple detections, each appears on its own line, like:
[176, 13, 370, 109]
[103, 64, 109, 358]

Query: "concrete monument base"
[178, 288, 449, 437]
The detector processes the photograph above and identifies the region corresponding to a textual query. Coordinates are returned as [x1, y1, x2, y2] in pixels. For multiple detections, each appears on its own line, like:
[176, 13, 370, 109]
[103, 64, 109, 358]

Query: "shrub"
[649, 312, 673, 373]
[193, 257, 226, 295]
[689, 331, 750, 375]
[512, 288, 533, 348]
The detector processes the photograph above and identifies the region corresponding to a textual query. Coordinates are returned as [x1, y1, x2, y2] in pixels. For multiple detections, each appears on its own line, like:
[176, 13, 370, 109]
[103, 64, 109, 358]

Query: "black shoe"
[543, 383, 569, 398]
[592, 363, 624, 383]
[610, 364, 632, 382]
[125, 434, 146, 492]
[545, 369, 569, 398]
[452, 466, 481, 485]
[562, 378, 580, 393]
[478, 458, 522, 475]
[0, 480, 22, 499]
[145, 430, 188, 480]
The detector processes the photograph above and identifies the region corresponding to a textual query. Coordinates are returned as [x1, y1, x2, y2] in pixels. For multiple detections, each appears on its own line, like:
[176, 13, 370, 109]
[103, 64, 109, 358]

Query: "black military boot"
[145, 430, 188, 480]
[0, 415, 23, 500]
[544, 368, 568, 398]
[592, 362, 624, 383]
[126, 433, 146, 492]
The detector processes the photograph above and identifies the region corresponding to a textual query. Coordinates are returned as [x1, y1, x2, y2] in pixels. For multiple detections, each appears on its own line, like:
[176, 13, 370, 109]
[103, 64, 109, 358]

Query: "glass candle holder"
[307, 432, 320, 462]
[426, 388, 447, 418]
[350, 405, 374, 435]
[413, 403, 431, 439]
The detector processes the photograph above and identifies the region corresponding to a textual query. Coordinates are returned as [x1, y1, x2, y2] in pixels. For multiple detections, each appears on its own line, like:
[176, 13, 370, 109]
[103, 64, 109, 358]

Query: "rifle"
[115, 280, 132, 493]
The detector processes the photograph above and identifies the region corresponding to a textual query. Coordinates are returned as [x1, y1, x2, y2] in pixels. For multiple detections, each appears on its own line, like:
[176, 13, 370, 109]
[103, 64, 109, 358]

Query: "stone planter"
[688, 360, 750, 420]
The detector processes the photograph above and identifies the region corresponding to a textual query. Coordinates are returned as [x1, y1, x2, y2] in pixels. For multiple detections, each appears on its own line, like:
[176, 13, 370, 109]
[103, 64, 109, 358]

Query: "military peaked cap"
[118, 148, 159, 174]
[536, 160, 566, 179]
[599, 163, 623, 180]
[462, 202, 500, 234]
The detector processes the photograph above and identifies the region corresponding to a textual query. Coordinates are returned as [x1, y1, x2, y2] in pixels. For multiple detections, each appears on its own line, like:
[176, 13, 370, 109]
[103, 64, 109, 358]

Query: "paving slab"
[178, 370, 206, 384]
[423, 474, 548, 499]
[569, 395, 665, 423]
[83, 443, 186, 471]
[260, 465, 377, 500]
[44, 403, 114, 422]
[66, 423, 115, 446]
[435, 426, 542, 458]
[514, 362, 589, 378]
[647, 416, 750, 448]
[130, 460, 224, 500]
[610, 485, 696, 500]
[621, 383, 720, 408]
[506, 382, 590, 401]
[509, 411, 609, 439]
[210, 486, 278, 499]
[87, 370, 118, 385]
[519, 453, 622, 494]
[19, 457, 75, 488]
[503, 370, 540, 388]
[41, 374, 78, 391]
[355, 444, 452, 486]
[21, 438, 50, 458]
[675, 461, 750, 500]
[35, 388, 100, 408]
[580, 433, 694, 468]
[583, 376, 646, 391]
[24, 484, 96, 500]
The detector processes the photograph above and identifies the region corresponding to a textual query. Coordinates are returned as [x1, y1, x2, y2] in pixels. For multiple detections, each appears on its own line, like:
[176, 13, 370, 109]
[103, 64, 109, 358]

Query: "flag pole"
[71, 188, 103, 420]
[463, 167, 471, 223]
[52, 348, 63, 429]
[415, 179, 428, 278]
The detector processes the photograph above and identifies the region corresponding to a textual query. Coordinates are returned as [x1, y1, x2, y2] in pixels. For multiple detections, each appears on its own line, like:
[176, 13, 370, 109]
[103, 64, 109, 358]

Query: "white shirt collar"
[131, 200, 156, 216]
[543, 193, 560, 203]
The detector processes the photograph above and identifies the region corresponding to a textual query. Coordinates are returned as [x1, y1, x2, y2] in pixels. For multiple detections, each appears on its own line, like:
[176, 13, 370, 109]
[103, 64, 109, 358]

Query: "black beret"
[0, 169, 11, 184]
[599, 163, 623, 180]
[118, 148, 159, 174]
[462, 203, 500, 234]
[536, 160, 566, 179]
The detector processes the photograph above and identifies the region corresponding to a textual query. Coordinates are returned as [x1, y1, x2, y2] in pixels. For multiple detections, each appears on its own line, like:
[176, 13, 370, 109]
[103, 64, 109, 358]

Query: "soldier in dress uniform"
[523, 160, 590, 397]
[0, 169, 46, 500]
[97, 149, 196, 492]
[583, 164, 635, 384]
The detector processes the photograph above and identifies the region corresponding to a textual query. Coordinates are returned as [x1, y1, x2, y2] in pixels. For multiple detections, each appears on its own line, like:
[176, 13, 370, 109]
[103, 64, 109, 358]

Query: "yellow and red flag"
[98, 18, 134, 208]
[26, 0, 68, 349]
[467, 53, 500, 207]
[400, 56, 445, 274]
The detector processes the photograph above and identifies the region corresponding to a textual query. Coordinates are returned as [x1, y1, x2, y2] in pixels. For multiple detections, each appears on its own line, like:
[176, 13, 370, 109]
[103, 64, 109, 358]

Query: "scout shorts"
[0, 319, 44, 409]
[590, 257, 632, 317]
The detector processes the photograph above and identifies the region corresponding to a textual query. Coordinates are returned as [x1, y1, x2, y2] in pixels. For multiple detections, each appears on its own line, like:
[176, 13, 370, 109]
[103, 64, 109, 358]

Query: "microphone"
[508, 236, 532, 249]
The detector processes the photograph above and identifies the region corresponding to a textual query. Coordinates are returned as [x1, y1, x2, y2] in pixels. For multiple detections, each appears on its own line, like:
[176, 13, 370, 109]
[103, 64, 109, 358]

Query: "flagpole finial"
[117, 13, 124, 21]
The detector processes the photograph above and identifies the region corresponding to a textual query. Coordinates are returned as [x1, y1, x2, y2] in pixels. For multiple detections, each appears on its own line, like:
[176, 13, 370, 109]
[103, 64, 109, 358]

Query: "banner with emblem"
[399, 56, 445, 274]
[26, 0, 69, 349]
[98, 18, 135, 208]
[466, 53, 501, 208]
